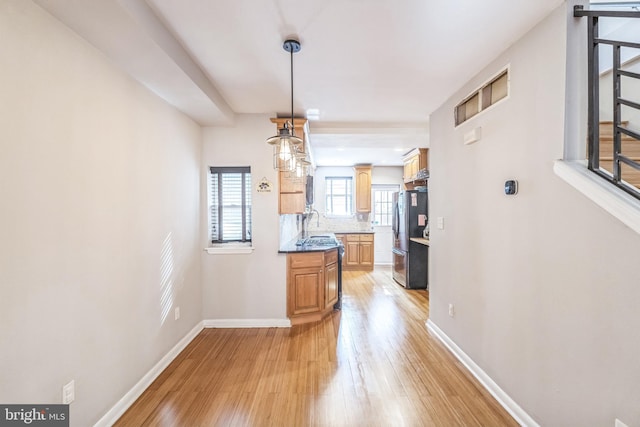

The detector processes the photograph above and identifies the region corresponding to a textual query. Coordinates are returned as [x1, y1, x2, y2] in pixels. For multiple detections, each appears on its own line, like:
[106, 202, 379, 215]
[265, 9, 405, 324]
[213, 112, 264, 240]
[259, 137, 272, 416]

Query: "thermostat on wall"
[505, 180, 518, 195]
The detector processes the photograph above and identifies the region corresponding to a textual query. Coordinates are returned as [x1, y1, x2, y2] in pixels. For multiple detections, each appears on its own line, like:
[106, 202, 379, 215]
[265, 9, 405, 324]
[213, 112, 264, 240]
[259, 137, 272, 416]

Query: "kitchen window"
[372, 185, 399, 226]
[325, 176, 353, 216]
[208, 167, 252, 244]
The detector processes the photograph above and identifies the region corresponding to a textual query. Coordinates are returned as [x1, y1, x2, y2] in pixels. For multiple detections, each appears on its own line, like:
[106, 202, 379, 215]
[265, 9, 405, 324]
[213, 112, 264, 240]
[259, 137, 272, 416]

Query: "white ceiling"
[34, 0, 566, 166]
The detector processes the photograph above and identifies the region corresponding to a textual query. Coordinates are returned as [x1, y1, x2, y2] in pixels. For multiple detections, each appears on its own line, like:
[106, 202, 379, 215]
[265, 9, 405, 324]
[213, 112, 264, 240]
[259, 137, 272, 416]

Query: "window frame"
[371, 185, 400, 226]
[208, 166, 252, 245]
[325, 176, 354, 217]
[455, 67, 510, 127]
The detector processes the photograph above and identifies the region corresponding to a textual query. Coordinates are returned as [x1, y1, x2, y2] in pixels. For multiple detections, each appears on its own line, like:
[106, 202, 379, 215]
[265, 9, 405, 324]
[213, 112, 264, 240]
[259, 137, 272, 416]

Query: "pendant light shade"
[267, 121, 303, 170]
[266, 39, 304, 171]
[294, 152, 311, 178]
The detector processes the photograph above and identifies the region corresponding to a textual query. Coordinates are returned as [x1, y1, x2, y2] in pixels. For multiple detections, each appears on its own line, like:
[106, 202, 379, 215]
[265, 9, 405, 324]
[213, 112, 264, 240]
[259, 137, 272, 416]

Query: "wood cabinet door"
[345, 241, 360, 266]
[410, 156, 419, 180]
[289, 268, 323, 316]
[279, 192, 306, 214]
[354, 166, 372, 213]
[403, 160, 412, 183]
[418, 149, 428, 171]
[280, 170, 305, 193]
[324, 262, 338, 307]
[359, 241, 374, 267]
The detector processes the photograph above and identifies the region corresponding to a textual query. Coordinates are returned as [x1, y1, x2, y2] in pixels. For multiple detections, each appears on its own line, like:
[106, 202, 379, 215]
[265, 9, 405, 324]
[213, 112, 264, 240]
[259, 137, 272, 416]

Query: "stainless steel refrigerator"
[392, 190, 428, 289]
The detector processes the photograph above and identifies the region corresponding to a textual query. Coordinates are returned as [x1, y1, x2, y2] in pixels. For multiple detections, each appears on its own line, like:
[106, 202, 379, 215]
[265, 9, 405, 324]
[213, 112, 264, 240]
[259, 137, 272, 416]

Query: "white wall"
[201, 115, 288, 322]
[371, 166, 403, 186]
[429, 1, 640, 425]
[0, 1, 202, 426]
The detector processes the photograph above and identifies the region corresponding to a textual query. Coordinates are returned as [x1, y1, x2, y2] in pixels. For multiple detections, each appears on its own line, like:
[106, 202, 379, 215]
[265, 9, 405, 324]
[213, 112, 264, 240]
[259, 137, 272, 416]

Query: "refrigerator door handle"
[393, 204, 400, 239]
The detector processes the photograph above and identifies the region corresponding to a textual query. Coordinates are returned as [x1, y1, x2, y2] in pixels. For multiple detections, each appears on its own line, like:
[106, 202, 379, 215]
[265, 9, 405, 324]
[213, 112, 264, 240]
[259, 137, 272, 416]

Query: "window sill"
[205, 243, 255, 255]
[554, 160, 640, 234]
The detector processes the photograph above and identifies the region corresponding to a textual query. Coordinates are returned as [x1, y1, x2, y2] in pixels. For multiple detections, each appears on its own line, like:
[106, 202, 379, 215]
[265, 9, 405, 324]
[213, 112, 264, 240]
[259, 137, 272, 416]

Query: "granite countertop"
[279, 230, 374, 253]
[332, 230, 374, 234]
[278, 244, 340, 254]
[410, 237, 430, 246]
[279, 232, 341, 254]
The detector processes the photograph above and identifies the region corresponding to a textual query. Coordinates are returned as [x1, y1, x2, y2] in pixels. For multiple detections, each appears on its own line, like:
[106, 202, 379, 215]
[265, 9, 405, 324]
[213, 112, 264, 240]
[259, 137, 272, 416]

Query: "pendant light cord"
[290, 46, 294, 135]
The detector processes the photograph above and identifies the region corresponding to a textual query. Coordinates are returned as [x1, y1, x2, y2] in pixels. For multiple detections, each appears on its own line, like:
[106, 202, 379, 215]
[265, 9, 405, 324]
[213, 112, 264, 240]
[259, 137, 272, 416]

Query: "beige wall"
[429, 1, 640, 425]
[201, 115, 288, 321]
[0, 1, 203, 426]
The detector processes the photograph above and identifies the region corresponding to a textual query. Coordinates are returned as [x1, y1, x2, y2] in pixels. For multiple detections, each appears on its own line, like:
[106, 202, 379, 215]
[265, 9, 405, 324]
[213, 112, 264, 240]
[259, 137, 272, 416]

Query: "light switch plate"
[437, 217, 444, 230]
[62, 380, 75, 404]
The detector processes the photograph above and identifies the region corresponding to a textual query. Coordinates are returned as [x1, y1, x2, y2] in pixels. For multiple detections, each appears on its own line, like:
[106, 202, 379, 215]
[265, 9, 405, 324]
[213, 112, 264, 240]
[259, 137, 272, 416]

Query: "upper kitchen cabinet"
[354, 165, 372, 213]
[403, 148, 428, 186]
[271, 118, 308, 214]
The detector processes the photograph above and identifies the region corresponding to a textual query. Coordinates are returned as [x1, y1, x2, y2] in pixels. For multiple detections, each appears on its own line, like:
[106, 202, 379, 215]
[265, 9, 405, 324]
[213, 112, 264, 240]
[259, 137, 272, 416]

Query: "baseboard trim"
[426, 319, 539, 427]
[203, 318, 292, 328]
[94, 321, 204, 427]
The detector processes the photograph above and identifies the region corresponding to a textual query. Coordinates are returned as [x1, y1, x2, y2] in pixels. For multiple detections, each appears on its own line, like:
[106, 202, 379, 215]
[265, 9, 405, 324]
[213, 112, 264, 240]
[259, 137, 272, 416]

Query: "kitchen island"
[279, 236, 342, 325]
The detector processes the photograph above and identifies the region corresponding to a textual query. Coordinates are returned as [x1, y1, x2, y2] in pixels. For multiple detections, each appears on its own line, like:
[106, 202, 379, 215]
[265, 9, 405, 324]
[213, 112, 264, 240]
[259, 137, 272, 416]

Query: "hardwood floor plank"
[114, 266, 518, 426]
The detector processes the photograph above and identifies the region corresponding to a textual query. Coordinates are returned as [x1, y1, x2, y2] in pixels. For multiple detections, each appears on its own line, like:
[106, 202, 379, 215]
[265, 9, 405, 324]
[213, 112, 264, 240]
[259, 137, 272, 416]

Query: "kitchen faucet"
[300, 209, 320, 240]
[309, 209, 320, 227]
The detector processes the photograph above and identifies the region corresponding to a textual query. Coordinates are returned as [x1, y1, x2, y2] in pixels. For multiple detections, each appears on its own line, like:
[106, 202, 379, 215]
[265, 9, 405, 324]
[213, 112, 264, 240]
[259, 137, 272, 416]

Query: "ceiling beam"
[119, 0, 234, 123]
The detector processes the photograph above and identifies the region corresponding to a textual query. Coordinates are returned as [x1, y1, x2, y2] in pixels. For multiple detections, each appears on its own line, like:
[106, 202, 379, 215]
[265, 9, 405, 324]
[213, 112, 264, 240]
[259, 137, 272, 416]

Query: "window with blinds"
[209, 167, 252, 243]
[325, 176, 353, 216]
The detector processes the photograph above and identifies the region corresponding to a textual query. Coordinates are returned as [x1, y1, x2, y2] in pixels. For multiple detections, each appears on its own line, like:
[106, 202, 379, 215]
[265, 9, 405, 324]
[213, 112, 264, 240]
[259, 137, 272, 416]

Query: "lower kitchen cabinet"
[345, 241, 360, 267]
[336, 233, 374, 271]
[359, 237, 374, 268]
[287, 248, 339, 325]
[325, 253, 338, 307]
[289, 267, 323, 316]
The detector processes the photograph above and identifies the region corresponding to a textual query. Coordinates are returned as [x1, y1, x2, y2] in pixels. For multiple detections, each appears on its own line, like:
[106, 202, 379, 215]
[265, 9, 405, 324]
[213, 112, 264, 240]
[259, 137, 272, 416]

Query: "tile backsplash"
[279, 212, 373, 247]
[307, 212, 373, 233]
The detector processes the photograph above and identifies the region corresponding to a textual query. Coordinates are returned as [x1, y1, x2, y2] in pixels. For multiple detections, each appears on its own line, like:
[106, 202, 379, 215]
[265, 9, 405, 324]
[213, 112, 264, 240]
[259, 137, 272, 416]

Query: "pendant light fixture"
[266, 38, 303, 171]
[295, 152, 311, 178]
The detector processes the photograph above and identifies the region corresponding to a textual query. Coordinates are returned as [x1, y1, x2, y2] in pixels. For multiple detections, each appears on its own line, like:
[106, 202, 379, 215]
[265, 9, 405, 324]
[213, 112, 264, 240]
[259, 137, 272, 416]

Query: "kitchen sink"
[296, 236, 338, 246]
[306, 239, 337, 246]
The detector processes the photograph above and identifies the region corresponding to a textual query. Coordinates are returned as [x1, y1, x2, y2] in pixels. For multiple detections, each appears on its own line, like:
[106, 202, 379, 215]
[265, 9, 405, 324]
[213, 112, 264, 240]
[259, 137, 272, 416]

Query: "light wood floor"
[115, 267, 517, 426]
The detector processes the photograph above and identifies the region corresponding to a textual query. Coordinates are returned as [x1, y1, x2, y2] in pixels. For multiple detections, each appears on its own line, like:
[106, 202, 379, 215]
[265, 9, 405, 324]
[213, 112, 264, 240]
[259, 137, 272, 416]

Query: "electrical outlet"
[174, 307, 180, 320]
[437, 217, 445, 230]
[448, 304, 455, 317]
[62, 380, 74, 404]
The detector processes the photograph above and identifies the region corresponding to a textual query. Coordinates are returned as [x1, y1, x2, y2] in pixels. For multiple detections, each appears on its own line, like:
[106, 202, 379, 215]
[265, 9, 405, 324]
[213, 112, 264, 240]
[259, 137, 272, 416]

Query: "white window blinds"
[209, 167, 252, 243]
[325, 177, 353, 216]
